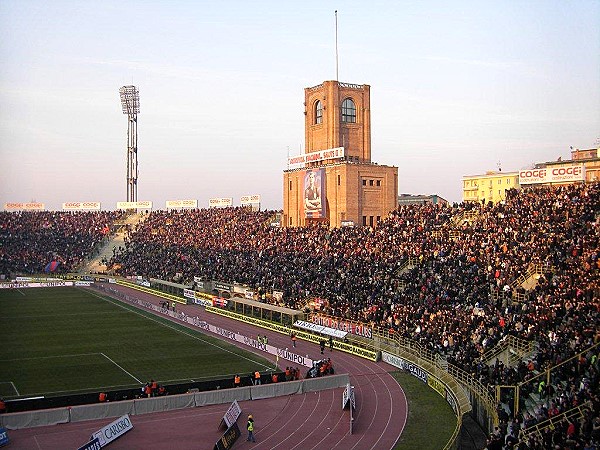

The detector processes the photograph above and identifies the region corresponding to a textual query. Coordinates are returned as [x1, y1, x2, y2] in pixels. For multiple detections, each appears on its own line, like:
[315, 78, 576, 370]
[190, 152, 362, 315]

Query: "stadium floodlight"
[119, 85, 140, 203]
[119, 85, 140, 115]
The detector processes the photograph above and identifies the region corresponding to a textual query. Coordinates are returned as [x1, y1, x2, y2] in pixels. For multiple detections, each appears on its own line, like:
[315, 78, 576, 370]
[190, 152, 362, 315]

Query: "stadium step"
[78, 212, 148, 274]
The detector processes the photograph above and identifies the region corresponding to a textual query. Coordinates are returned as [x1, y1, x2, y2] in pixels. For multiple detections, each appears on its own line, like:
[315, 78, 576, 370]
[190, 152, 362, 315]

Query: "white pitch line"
[100, 352, 143, 384]
[16, 289, 26, 296]
[86, 289, 272, 370]
[10, 381, 20, 396]
[3, 352, 102, 362]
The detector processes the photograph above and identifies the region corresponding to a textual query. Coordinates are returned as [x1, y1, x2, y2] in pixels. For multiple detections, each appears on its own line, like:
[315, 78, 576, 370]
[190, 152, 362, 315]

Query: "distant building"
[397, 194, 448, 206]
[462, 147, 599, 204]
[282, 81, 398, 228]
[462, 171, 519, 204]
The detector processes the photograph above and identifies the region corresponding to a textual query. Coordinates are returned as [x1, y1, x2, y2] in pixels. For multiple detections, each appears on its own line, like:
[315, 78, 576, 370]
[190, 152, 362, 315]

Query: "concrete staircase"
[78, 212, 146, 275]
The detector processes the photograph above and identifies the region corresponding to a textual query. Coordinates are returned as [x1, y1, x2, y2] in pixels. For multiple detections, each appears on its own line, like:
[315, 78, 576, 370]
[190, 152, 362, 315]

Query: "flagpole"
[335, 10, 339, 81]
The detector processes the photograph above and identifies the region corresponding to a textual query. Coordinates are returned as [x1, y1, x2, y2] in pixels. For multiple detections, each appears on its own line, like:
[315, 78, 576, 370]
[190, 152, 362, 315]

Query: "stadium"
[1, 157, 599, 450]
[0, 12, 599, 447]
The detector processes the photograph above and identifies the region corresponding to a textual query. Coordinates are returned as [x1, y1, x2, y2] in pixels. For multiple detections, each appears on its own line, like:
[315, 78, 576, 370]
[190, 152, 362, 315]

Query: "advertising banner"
[165, 199, 198, 209]
[294, 320, 347, 339]
[240, 194, 260, 205]
[214, 422, 241, 450]
[0, 427, 9, 447]
[222, 400, 242, 429]
[288, 147, 344, 168]
[303, 168, 326, 219]
[62, 202, 101, 211]
[519, 165, 585, 185]
[91, 414, 133, 447]
[4, 202, 45, 211]
[77, 438, 101, 450]
[382, 352, 428, 383]
[209, 198, 233, 208]
[116, 201, 153, 210]
[310, 315, 372, 338]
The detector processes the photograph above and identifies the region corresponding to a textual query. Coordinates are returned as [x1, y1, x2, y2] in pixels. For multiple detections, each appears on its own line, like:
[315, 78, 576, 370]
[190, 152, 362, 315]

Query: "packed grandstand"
[0, 182, 598, 449]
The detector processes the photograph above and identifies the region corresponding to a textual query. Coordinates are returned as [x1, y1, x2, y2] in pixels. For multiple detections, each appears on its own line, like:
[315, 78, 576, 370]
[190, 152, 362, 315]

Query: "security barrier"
[206, 306, 378, 362]
[0, 375, 349, 430]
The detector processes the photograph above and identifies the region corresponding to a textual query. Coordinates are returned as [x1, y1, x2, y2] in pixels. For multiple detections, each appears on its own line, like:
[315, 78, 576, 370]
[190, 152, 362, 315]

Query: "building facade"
[283, 81, 398, 228]
[462, 171, 519, 204]
[462, 148, 599, 204]
[398, 194, 448, 206]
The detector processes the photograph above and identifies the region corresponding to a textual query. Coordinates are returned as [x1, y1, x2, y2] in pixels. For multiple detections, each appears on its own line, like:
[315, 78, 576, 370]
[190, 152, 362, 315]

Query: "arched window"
[315, 100, 323, 124]
[341, 98, 356, 123]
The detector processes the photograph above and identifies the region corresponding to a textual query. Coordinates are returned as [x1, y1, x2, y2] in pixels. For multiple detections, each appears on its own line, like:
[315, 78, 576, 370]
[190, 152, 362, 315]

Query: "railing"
[374, 333, 468, 450]
[395, 257, 419, 276]
[510, 263, 554, 291]
[516, 341, 600, 405]
[341, 321, 499, 433]
[449, 230, 461, 240]
[479, 335, 535, 367]
[517, 401, 592, 446]
[511, 291, 529, 303]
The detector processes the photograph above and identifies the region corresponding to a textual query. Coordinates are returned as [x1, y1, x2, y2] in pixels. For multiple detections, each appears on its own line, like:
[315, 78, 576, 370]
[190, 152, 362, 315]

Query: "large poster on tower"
[303, 168, 326, 218]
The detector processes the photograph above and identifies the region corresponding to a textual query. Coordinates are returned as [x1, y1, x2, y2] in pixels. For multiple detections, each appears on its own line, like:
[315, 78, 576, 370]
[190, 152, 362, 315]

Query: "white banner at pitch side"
[91, 414, 134, 447]
[294, 320, 347, 339]
[97, 285, 314, 368]
[223, 400, 242, 428]
[0, 281, 73, 289]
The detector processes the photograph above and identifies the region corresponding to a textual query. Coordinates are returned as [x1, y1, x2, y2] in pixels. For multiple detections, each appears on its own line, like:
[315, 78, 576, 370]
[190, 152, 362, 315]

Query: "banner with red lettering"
[519, 165, 585, 185]
[62, 202, 101, 211]
[288, 147, 345, 168]
[310, 315, 373, 339]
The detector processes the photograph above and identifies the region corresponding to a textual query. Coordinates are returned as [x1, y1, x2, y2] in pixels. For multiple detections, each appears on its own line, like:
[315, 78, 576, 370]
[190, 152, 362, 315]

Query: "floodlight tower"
[119, 85, 140, 203]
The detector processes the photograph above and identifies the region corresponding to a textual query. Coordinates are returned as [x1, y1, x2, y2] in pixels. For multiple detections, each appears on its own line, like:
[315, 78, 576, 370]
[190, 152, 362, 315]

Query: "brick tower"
[283, 81, 397, 228]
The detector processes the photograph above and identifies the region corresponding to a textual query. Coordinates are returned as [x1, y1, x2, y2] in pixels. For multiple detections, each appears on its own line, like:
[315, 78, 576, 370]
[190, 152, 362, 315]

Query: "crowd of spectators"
[1, 182, 597, 449]
[105, 183, 598, 449]
[0, 210, 122, 277]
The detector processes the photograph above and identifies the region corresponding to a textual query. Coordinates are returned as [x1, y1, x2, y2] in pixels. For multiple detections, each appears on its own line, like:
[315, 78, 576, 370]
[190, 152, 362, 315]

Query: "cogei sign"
[519, 165, 585, 185]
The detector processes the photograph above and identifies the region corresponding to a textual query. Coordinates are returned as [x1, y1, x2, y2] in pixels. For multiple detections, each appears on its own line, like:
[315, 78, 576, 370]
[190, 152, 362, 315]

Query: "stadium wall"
[0, 375, 349, 430]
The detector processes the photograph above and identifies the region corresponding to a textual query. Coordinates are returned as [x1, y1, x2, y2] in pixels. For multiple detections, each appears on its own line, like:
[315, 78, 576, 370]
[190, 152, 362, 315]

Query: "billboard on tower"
[303, 168, 325, 219]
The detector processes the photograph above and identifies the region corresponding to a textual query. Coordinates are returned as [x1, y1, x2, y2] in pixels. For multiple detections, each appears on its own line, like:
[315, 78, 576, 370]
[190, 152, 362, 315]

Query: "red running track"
[6, 285, 408, 450]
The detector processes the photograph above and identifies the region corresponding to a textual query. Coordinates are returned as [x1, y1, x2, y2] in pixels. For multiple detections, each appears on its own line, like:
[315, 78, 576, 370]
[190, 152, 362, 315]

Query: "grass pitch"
[0, 287, 274, 398]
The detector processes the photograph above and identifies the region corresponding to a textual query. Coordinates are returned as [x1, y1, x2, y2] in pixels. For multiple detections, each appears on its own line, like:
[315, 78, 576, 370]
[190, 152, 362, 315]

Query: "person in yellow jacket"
[246, 414, 256, 442]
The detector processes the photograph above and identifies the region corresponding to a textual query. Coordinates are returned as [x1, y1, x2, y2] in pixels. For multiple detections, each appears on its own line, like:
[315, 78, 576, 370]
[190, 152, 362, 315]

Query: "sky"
[0, 0, 598, 211]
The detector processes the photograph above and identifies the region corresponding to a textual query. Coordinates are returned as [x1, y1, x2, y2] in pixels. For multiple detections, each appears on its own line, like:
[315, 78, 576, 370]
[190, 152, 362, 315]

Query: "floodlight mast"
[119, 85, 140, 203]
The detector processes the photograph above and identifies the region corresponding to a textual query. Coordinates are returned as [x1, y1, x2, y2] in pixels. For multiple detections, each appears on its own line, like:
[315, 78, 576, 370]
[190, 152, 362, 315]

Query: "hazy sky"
[1, 0, 598, 210]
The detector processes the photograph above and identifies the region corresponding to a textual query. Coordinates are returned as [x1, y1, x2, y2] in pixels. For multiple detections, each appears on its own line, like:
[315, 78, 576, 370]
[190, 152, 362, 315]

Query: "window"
[315, 100, 323, 124]
[337, 175, 341, 186]
[289, 180, 292, 191]
[377, 216, 381, 223]
[507, 179, 511, 185]
[369, 216, 374, 227]
[362, 216, 367, 226]
[369, 180, 374, 186]
[362, 180, 367, 186]
[289, 217, 293, 226]
[376, 180, 381, 186]
[341, 98, 356, 123]
[498, 179, 502, 185]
